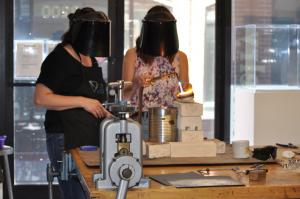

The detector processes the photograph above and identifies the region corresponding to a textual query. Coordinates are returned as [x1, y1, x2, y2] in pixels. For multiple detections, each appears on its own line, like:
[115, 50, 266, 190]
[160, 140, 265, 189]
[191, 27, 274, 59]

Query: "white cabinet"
[233, 87, 300, 145]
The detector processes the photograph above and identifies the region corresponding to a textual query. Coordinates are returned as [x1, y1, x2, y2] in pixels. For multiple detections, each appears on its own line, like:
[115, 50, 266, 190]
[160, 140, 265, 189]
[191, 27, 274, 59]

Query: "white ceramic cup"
[232, 140, 250, 158]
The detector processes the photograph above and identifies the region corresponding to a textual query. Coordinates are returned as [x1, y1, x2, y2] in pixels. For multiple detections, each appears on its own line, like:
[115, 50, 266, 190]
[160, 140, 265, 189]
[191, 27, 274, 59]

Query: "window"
[231, 0, 300, 144]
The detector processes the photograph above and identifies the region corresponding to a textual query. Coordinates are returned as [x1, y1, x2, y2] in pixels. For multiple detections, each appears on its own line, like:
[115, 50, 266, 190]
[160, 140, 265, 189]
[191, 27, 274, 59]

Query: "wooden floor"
[70, 149, 300, 199]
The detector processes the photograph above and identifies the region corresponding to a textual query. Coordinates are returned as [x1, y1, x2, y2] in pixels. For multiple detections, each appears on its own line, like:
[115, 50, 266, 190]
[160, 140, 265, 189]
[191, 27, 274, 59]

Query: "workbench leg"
[4, 154, 13, 199]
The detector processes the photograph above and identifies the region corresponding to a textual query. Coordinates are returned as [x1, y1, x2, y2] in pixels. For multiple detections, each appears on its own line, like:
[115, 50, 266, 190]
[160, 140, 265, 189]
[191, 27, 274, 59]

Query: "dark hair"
[61, 7, 109, 46]
[136, 5, 176, 64]
[144, 5, 175, 21]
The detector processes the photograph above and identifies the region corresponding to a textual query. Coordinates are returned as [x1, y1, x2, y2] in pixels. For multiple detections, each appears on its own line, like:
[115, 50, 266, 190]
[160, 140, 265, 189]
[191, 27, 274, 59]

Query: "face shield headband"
[71, 19, 111, 57]
[139, 20, 179, 57]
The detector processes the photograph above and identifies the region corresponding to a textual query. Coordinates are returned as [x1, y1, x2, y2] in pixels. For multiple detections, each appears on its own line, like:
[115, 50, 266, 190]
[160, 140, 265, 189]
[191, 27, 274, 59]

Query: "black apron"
[60, 58, 107, 150]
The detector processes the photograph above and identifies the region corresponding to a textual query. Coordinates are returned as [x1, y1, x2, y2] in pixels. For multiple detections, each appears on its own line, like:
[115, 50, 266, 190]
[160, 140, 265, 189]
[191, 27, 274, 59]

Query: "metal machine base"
[94, 176, 150, 189]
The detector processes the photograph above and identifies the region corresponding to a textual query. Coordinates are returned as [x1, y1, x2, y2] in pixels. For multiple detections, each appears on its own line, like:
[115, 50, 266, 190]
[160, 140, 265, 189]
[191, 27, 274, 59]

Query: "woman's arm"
[178, 51, 189, 84]
[122, 48, 138, 99]
[34, 83, 111, 118]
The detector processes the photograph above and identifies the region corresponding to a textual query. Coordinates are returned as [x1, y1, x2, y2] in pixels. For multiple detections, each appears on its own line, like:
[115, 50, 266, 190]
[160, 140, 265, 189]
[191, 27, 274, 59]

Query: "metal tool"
[93, 80, 149, 199]
[197, 164, 268, 182]
[279, 159, 300, 169]
[235, 164, 268, 181]
[197, 167, 240, 175]
[276, 143, 298, 149]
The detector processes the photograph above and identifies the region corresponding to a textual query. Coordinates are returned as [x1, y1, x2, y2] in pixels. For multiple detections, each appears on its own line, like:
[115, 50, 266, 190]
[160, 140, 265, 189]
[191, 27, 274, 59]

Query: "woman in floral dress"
[122, 5, 189, 139]
[122, 5, 189, 112]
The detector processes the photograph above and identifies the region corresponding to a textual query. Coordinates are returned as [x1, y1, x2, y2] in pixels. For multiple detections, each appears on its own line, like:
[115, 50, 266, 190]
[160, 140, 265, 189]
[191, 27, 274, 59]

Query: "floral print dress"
[130, 54, 180, 112]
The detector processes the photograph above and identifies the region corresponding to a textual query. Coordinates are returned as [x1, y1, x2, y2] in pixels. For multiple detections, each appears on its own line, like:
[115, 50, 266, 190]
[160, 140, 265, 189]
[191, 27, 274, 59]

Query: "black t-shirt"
[36, 44, 105, 133]
[37, 44, 84, 95]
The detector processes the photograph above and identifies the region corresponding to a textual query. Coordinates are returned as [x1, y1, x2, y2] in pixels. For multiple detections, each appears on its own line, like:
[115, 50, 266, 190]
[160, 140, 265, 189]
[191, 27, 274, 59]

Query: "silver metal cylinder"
[148, 107, 177, 143]
[116, 179, 129, 199]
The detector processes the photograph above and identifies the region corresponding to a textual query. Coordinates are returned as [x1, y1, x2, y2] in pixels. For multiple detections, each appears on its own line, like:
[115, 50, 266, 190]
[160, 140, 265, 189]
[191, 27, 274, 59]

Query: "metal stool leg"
[47, 163, 59, 199]
[46, 152, 77, 199]
[3, 155, 13, 199]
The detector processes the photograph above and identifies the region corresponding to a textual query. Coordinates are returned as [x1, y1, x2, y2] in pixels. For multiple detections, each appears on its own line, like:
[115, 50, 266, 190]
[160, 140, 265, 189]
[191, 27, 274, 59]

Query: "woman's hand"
[79, 97, 112, 118]
[34, 84, 113, 118]
[136, 73, 152, 88]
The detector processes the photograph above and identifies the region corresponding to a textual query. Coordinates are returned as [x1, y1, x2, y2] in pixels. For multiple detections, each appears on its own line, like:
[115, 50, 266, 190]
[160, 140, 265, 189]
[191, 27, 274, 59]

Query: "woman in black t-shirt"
[34, 7, 111, 199]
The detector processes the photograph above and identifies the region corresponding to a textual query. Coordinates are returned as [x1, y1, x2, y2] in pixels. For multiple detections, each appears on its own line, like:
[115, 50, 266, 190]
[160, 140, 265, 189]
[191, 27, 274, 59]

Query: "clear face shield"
[139, 19, 179, 56]
[71, 18, 111, 57]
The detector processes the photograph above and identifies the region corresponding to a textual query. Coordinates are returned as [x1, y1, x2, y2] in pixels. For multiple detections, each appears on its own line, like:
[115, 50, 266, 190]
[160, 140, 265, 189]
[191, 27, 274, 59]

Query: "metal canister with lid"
[148, 107, 178, 143]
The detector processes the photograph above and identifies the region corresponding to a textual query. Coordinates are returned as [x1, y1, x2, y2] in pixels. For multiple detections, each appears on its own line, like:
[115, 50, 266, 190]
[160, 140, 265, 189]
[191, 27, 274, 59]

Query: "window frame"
[215, 0, 231, 142]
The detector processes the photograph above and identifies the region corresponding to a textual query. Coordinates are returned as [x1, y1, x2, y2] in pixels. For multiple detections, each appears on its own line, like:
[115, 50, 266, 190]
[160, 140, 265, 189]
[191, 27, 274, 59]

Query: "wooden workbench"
[70, 149, 300, 199]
